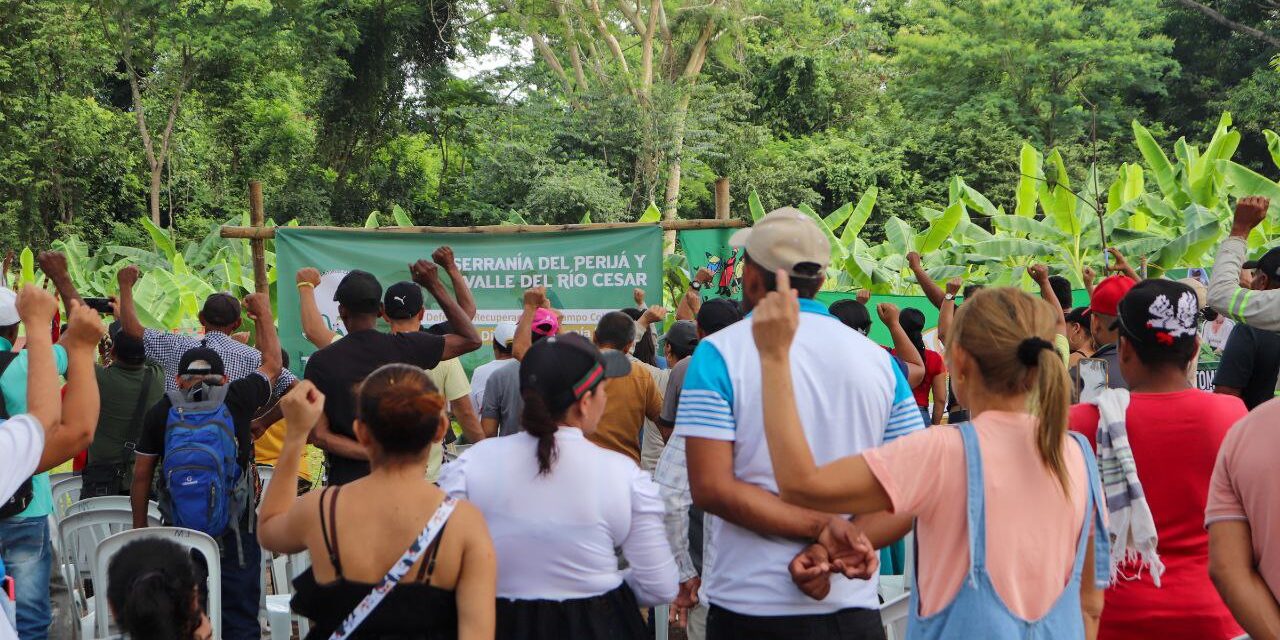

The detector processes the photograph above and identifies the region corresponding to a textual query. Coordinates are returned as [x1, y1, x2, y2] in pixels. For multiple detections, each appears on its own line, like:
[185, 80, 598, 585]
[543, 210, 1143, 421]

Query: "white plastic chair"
[64, 496, 161, 522]
[92, 527, 222, 640]
[266, 551, 312, 640]
[48, 471, 76, 487]
[880, 531, 914, 640]
[58, 509, 159, 640]
[51, 476, 82, 521]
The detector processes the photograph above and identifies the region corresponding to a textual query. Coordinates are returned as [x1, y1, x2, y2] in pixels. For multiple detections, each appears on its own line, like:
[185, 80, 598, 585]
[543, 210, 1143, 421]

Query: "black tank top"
[290, 486, 458, 639]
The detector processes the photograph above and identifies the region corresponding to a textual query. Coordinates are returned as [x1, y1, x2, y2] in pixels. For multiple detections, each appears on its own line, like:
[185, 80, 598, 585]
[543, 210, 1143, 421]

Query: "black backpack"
[0, 352, 34, 519]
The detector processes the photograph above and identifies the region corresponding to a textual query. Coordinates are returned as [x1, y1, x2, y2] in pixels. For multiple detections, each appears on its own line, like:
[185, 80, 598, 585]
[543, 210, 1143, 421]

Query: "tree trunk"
[661, 91, 693, 246]
[149, 164, 162, 226]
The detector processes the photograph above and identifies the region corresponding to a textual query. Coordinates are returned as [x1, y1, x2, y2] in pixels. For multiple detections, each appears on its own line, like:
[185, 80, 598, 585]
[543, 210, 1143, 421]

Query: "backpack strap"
[0, 351, 34, 519]
[327, 497, 458, 640]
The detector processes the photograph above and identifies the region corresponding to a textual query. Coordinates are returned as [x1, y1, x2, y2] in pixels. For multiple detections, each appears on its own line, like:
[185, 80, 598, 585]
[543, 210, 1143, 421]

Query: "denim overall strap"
[957, 421, 987, 582]
[1068, 431, 1112, 587]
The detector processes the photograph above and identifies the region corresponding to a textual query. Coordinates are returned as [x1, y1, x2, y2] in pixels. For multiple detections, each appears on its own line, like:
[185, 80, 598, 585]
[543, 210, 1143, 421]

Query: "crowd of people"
[0, 198, 1277, 640]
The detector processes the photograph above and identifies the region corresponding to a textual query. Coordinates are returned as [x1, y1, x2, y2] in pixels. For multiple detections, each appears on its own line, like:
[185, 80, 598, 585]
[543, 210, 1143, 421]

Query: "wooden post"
[248, 181, 269, 295]
[714, 177, 731, 220]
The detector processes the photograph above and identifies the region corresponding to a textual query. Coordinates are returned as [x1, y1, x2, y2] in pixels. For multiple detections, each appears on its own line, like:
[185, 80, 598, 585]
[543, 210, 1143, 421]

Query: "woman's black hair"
[898, 307, 928, 358]
[356, 363, 446, 457]
[107, 538, 202, 640]
[521, 389, 561, 475]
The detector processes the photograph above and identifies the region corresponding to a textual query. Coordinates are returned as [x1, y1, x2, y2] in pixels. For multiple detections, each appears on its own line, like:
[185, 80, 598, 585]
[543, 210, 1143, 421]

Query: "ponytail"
[521, 389, 560, 475]
[1030, 340, 1072, 495]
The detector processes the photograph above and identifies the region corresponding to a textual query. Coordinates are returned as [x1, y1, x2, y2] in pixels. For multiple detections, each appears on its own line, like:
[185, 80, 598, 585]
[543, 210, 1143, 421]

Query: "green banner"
[275, 226, 664, 375]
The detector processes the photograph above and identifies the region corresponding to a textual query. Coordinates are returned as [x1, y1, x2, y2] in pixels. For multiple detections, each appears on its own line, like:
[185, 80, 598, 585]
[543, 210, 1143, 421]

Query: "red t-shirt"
[892, 348, 946, 407]
[1069, 389, 1246, 640]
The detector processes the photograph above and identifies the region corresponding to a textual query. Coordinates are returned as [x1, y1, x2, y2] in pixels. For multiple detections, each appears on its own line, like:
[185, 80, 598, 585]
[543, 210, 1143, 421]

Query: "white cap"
[493, 321, 518, 348]
[0, 288, 17, 326]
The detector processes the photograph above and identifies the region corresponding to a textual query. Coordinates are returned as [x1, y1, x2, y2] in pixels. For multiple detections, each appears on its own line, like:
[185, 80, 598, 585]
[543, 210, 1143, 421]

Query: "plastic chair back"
[51, 476, 82, 521]
[93, 527, 222, 639]
[64, 496, 162, 523]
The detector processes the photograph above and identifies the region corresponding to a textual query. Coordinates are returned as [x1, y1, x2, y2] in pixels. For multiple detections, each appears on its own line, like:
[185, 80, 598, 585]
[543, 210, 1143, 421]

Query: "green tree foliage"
[1, 0, 1278, 259]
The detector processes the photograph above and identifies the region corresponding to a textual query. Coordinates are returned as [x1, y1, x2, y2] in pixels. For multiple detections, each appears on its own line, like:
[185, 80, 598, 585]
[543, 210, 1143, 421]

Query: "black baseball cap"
[829, 299, 872, 334]
[520, 332, 631, 414]
[178, 347, 225, 377]
[696, 298, 743, 336]
[108, 321, 146, 364]
[1115, 279, 1199, 348]
[662, 321, 699, 359]
[383, 281, 424, 319]
[334, 270, 382, 310]
[1253, 247, 1280, 280]
[201, 293, 241, 327]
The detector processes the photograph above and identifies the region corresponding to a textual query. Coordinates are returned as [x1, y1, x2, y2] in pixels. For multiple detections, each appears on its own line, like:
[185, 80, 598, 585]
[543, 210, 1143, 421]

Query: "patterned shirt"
[143, 329, 295, 398]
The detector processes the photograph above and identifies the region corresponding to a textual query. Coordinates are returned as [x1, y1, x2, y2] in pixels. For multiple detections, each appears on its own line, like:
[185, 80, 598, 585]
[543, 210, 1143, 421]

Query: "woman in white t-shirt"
[439, 332, 678, 640]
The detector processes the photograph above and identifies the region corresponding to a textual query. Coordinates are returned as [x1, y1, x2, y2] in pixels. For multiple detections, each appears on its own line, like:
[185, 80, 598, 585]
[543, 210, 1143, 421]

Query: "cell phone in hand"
[84, 297, 114, 314]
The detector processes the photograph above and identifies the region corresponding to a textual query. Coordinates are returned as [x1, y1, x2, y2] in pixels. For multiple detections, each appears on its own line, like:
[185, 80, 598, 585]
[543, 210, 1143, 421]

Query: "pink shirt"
[863, 411, 1090, 618]
[1206, 397, 1280, 604]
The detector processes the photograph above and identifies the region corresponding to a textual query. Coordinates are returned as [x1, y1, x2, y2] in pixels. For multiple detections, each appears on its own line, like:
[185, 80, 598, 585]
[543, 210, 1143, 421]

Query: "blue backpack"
[158, 384, 250, 538]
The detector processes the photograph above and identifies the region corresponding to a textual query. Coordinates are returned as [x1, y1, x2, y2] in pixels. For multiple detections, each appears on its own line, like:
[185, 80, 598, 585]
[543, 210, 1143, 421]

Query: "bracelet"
[296, 282, 315, 290]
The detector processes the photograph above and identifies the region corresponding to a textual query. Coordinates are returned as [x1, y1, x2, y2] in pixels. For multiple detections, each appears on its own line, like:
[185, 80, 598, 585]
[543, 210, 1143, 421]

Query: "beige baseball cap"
[1176, 278, 1208, 308]
[729, 207, 831, 276]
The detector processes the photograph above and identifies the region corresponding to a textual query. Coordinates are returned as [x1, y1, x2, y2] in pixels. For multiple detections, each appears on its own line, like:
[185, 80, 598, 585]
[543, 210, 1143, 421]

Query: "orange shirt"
[587, 356, 662, 464]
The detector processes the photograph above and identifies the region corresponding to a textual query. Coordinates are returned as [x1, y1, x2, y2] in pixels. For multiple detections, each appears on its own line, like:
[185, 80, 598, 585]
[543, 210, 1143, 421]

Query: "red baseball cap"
[1088, 275, 1136, 317]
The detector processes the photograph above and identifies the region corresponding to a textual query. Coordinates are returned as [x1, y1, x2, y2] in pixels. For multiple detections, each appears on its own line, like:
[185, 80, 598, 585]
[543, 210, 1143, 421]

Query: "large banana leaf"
[839, 188, 877, 247]
[1265, 130, 1280, 171]
[884, 217, 916, 255]
[822, 202, 854, 230]
[1152, 219, 1222, 268]
[796, 203, 846, 262]
[990, 215, 1067, 240]
[1016, 143, 1041, 218]
[748, 191, 766, 223]
[1133, 120, 1182, 204]
[140, 217, 178, 263]
[391, 204, 414, 227]
[971, 238, 1057, 258]
[1038, 150, 1080, 237]
[916, 202, 964, 253]
[1218, 160, 1280, 203]
[637, 202, 662, 224]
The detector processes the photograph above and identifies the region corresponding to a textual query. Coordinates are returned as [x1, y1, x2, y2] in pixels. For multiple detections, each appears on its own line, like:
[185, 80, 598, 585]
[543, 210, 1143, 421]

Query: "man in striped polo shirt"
[676, 208, 925, 639]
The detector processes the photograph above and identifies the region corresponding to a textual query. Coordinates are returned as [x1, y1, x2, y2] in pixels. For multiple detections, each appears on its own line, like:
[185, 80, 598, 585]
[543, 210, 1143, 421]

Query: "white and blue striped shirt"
[673, 297, 924, 616]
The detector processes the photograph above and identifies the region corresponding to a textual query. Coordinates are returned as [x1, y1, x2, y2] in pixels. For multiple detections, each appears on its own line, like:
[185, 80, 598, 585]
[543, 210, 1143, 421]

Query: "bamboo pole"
[220, 218, 746, 240]
[248, 181, 269, 294]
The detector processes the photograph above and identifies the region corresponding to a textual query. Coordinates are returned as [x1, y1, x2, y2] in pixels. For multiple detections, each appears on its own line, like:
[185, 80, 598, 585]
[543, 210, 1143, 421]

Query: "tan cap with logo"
[729, 207, 831, 276]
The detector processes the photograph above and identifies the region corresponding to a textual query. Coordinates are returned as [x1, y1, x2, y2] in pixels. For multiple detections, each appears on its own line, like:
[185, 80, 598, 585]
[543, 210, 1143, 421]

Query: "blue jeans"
[215, 527, 261, 640]
[0, 517, 52, 640]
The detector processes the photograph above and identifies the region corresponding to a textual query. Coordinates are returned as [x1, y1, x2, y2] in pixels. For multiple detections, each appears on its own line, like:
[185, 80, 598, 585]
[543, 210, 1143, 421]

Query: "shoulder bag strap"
[327, 497, 459, 640]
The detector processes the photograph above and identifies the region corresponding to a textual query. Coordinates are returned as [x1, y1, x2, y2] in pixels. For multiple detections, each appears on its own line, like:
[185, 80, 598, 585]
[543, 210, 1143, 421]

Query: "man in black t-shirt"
[304, 258, 481, 485]
[129, 293, 282, 640]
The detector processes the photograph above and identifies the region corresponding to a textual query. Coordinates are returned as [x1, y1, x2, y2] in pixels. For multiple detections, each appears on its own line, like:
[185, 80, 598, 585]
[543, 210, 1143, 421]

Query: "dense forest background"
[1, 0, 1278, 250]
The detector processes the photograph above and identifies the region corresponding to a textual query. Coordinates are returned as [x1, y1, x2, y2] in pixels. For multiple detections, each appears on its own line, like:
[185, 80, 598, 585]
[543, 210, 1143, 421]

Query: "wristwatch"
[691, 281, 704, 291]
[944, 293, 956, 301]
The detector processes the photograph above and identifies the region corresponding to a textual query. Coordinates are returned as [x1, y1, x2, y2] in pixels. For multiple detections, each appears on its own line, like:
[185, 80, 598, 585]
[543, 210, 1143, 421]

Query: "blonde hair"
[947, 288, 1072, 494]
